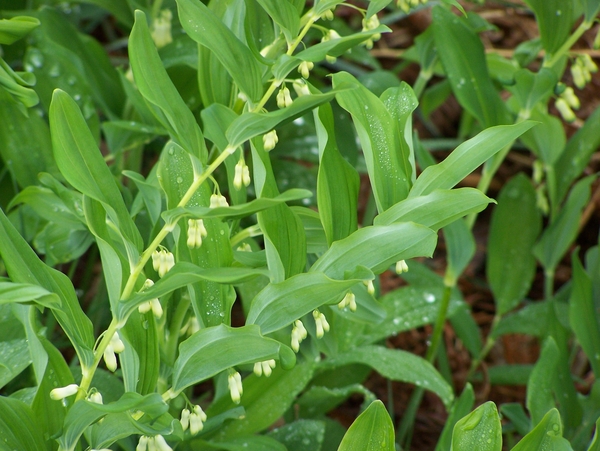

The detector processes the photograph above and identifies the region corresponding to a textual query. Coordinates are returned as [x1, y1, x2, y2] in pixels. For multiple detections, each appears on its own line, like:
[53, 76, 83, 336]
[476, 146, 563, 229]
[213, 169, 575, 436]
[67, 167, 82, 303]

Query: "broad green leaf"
[551, 105, 600, 206]
[523, 0, 574, 58]
[176, 0, 264, 102]
[34, 222, 94, 265]
[583, 0, 600, 21]
[195, 435, 287, 451]
[121, 311, 159, 395]
[588, 418, 600, 451]
[246, 272, 367, 334]
[432, 6, 508, 127]
[366, 0, 393, 17]
[129, 10, 207, 160]
[450, 402, 502, 451]
[0, 16, 39, 44]
[162, 188, 312, 224]
[409, 122, 535, 198]
[511, 408, 572, 451]
[0, 397, 46, 451]
[321, 345, 454, 407]
[171, 324, 295, 394]
[0, 339, 30, 389]
[444, 219, 475, 285]
[0, 282, 58, 308]
[0, 91, 55, 188]
[268, 420, 325, 451]
[534, 175, 594, 272]
[375, 188, 493, 230]
[338, 400, 395, 451]
[118, 263, 266, 321]
[226, 88, 351, 148]
[297, 384, 376, 419]
[0, 208, 94, 367]
[77, 0, 134, 26]
[569, 252, 600, 376]
[212, 360, 314, 439]
[122, 170, 163, 225]
[520, 109, 565, 166]
[58, 393, 169, 451]
[8, 186, 81, 227]
[435, 384, 475, 451]
[500, 403, 531, 436]
[487, 174, 541, 314]
[527, 337, 559, 426]
[310, 223, 437, 280]
[315, 103, 359, 245]
[492, 301, 551, 338]
[509, 68, 557, 115]
[256, 0, 299, 44]
[332, 72, 411, 212]
[49, 89, 142, 252]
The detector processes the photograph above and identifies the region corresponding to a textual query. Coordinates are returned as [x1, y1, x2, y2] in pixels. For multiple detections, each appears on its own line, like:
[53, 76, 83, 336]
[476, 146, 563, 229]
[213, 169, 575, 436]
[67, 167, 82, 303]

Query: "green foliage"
[0, 0, 598, 450]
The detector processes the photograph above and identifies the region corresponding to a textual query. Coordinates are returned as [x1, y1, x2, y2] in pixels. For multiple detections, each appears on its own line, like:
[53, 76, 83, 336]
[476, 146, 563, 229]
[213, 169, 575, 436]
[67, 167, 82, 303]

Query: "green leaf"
[409, 122, 535, 198]
[366, 0, 393, 17]
[196, 435, 287, 451]
[129, 10, 207, 160]
[310, 223, 437, 280]
[527, 337, 559, 426]
[444, 219, 475, 285]
[315, 103, 359, 245]
[0, 282, 59, 308]
[162, 188, 312, 224]
[534, 175, 595, 272]
[268, 420, 325, 451]
[450, 402, 502, 451]
[587, 418, 600, 451]
[432, 5, 509, 127]
[337, 400, 395, 451]
[58, 393, 169, 451]
[256, 0, 299, 44]
[0, 16, 40, 44]
[122, 311, 159, 395]
[0, 208, 94, 367]
[0, 397, 47, 451]
[0, 339, 30, 389]
[523, 0, 574, 57]
[435, 384, 475, 451]
[569, 252, 600, 376]
[375, 188, 492, 231]
[247, 272, 367, 334]
[321, 345, 454, 407]
[226, 88, 350, 148]
[487, 174, 541, 314]
[49, 89, 142, 252]
[297, 384, 376, 419]
[171, 324, 295, 394]
[176, 0, 264, 102]
[509, 68, 557, 115]
[332, 72, 411, 212]
[511, 408, 572, 451]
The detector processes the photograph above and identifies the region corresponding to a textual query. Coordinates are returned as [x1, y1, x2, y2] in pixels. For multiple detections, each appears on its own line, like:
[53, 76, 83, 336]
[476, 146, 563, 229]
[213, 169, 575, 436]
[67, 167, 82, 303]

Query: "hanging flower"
[338, 291, 357, 311]
[395, 259, 409, 274]
[228, 371, 243, 404]
[298, 61, 314, 79]
[276, 85, 293, 108]
[253, 359, 276, 377]
[209, 194, 229, 208]
[152, 249, 175, 277]
[313, 310, 330, 338]
[151, 9, 173, 49]
[180, 408, 190, 431]
[555, 98, 576, 122]
[364, 280, 375, 296]
[234, 160, 251, 190]
[291, 319, 308, 352]
[263, 130, 279, 151]
[50, 384, 79, 400]
[187, 218, 208, 248]
[189, 405, 208, 435]
[292, 79, 311, 97]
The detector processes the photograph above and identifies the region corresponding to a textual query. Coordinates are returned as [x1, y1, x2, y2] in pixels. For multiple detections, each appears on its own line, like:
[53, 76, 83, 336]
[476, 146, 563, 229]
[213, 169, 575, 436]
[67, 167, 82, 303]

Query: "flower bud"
[136, 436, 149, 451]
[291, 319, 308, 352]
[110, 331, 125, 354]
[571, 62, 586, 89]
[88, 391, 103, 404]
[395, 260, 409, 274]
[322, 9, 334, 20]
[151, 9, 173, 49]
[209, 194, 229, 208]
[190, 405, 207, 435]
[152, 250, 175, 277]
[253, 359, 276, 377]
[228, 371, 243, 404]
[292, 79, 311, 97]
[555, 97, 576, 122]
[180, 408, 190, 431]
[298, 61, 314, 79]
[580, 54, 598, 73]
[365, 280, 375, 296]
[561, 86, 580, 109]
[50, 384, 79, 400]
[104, 346, 117, 372]
[187, 218, 208, 248]
[263, 130, 278, 151]
[234, 160, 251, 190]
[313, 310, 330, 338]
[153, 435, 173, 451]
[276, 86, 293, 108]
[338, 291, 357, 311]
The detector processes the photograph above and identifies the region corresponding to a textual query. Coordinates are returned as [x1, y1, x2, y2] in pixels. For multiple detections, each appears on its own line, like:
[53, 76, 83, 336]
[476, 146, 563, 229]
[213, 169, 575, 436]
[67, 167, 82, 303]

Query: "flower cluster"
[291, 319, 308, 352]
[104, 331, 125, 372]
[397, 0, 429, 13]
[136, 435, 172, 451]
[361, 14, 381, 49]
[395, 259, 409, 274]
[555, 86, 580, 123]
[234, 160, 251, 190]
[138, 279, 163, 317]
[338, 291, 357, 311]
[263, 130, 279, 151]
[209, 193, 229, 208]
[321, 29, 341, 63]
[180, 405, 208, 435]
[187, 218, 208, 248]
[298, 61, 314, 79]
[253, 359, 276, 377]
[152, 249, 175, 278]
[151, 9, 173, 49]
[276, 85, 293, 108]
[313, 310, 330, 338]
[571, 54, 598, 89]
[293, 79, 310, 97]
[228, 371, 243, 404]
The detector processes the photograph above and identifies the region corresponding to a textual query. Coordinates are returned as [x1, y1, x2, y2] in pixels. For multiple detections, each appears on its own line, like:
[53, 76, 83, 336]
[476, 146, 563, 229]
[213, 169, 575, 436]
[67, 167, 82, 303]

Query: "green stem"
[425, 285, 452, 362]
[230, 224, 263, 247]
[412, 70, 432, 100]
[467, 314, 501, 380]
[544, 267, 555, 300]
[165, 294, 191, 366]
[543, 20, 593, 69]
